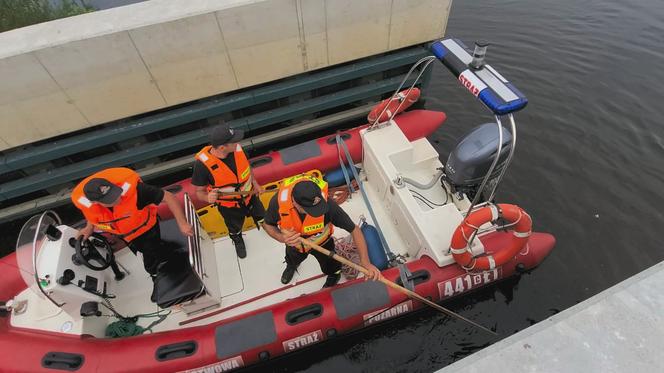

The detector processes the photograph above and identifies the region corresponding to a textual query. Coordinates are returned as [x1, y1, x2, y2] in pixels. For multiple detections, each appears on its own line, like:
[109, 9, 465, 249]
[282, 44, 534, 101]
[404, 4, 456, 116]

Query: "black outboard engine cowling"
[444, 123, 512, 202]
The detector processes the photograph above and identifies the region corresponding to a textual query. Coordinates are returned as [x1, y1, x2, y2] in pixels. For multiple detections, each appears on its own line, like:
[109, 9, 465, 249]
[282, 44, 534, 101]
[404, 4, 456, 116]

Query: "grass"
[0, 0, 95, 33]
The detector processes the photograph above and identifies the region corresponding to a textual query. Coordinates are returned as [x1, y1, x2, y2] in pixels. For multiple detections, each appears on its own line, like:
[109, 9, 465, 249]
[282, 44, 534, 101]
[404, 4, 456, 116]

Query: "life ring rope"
[449, 203, 532, 271]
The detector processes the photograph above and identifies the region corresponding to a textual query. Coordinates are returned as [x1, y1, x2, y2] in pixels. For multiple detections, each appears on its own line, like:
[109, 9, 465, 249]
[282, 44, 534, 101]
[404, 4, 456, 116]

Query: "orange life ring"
[367, 88, 421, 123]
[450, 204, 532, 271]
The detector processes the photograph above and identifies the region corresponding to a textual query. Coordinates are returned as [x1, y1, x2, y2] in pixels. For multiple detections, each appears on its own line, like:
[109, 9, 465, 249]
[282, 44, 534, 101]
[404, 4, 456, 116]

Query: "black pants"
[127, 223, 178, 276]
[218, 195, 266, 235]
[285, 238, 341, 276]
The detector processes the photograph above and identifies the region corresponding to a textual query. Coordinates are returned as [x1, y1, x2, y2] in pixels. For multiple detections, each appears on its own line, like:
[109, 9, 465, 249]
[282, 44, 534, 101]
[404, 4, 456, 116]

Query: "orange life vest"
[196, 145, 253, 208]
[277, 174, 333, 253]
[71, 168, 158, 242]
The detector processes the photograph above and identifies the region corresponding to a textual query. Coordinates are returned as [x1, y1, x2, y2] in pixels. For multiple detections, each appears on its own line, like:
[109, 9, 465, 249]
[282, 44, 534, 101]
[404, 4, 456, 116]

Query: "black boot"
[322, 271, 341, 288]
[281, 265, 297, 284]
[230, 233, 246, 259]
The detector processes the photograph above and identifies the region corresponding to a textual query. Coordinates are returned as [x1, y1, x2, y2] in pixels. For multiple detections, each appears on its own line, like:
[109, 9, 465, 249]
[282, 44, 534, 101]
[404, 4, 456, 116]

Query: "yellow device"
[196, 170, 323, 239]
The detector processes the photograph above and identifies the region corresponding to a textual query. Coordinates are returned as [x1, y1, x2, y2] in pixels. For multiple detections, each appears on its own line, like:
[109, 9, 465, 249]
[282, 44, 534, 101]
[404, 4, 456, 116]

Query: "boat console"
[357, 37, 531, 267]
[29, 223, 118, 319]
[361, 122, 484, 267]
[11, 196, 223, 336]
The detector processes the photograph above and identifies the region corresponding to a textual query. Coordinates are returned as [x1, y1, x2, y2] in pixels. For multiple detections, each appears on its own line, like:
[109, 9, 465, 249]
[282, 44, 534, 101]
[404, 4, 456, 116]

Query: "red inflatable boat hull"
[0, 232, 554, 372]
[0, 110, 556, 372]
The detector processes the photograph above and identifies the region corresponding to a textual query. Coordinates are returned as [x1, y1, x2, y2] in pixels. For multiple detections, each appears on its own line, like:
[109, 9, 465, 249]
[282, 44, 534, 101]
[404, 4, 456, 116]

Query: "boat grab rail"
[368, 56, 438, 131]
[183, 193, 206, 288]
[465, 114, 518, 217]
[486, 114, 518, 202]
[393, 168, 444, 190]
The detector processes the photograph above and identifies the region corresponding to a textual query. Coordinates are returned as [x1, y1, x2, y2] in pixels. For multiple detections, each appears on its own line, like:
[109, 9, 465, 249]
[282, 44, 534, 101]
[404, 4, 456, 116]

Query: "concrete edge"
[440, 261, 664, 372]
[0, 0, 254, 59]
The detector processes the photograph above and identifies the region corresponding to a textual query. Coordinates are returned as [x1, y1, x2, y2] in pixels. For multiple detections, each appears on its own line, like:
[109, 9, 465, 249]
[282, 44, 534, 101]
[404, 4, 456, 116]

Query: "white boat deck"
[156, 184, 422, 331]
[160, 193, 390, 331]
[10, 189, 409, 336]
[438, 261, 664, 373]
[10, 121, 481, 337]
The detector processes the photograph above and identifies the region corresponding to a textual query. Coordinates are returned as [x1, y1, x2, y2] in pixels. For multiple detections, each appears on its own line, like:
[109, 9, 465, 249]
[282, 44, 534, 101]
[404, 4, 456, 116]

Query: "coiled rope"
[102, 299, 171, 338]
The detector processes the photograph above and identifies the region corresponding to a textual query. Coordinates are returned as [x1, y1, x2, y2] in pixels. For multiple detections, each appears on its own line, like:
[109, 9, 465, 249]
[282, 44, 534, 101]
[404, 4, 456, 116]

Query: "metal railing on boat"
[183, 193, 206, 288]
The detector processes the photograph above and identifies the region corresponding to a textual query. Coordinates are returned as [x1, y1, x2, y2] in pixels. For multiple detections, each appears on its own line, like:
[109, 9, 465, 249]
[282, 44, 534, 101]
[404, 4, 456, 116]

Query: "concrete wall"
[0, 0, 451, 150]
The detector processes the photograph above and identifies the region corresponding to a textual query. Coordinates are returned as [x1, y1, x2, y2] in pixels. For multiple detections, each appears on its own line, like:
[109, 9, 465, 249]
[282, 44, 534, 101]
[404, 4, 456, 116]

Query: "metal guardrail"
[0, 103, 376, 223]
[0, 73, 419, 202]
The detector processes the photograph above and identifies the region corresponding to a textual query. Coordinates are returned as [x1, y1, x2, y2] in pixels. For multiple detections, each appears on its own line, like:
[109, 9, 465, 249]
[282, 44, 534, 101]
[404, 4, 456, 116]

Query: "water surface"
[264, 0, 664, 371]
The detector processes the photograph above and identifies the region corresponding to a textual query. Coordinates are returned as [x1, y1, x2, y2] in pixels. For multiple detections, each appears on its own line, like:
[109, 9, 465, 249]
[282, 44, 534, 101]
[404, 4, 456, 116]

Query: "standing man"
[263, 174, 381, 288]
[72, 167, 193, 277]
[192, 123, 265, 258]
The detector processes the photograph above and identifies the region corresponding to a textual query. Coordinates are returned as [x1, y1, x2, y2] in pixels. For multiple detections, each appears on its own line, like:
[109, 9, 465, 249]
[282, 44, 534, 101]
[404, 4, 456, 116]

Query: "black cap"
[211, 123, 244, 147]
[83, 178, 123, 205]
[292, 181, 328, 217]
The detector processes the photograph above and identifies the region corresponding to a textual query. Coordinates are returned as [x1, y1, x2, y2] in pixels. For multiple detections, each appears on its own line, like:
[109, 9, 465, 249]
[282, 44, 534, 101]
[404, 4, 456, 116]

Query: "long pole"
[300, 238, 498, 336]
[213, 190, 257, 197]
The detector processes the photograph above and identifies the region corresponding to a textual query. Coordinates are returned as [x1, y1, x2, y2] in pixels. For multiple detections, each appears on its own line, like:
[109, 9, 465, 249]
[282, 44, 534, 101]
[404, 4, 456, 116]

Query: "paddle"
[299, 237, 498, 336]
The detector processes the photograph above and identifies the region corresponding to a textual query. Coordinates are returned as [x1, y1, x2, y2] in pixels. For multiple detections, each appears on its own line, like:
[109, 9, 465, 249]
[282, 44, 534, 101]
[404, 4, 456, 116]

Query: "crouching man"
[262, 174, 380, 288]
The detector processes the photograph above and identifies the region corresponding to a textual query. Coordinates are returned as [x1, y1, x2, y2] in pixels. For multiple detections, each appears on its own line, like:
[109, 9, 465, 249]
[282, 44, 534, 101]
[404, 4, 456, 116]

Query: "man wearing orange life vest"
[263, 174, 381, 288]
[192, 123, 265, 258]
[72, 167, 193, 277]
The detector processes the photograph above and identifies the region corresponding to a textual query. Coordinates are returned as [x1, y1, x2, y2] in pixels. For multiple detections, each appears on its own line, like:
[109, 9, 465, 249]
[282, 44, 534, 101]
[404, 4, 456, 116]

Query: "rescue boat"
[0, 38, 554, 372]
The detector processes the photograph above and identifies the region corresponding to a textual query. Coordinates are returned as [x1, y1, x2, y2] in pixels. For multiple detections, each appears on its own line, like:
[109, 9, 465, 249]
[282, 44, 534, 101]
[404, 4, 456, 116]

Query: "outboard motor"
[444, 123, 512, 202]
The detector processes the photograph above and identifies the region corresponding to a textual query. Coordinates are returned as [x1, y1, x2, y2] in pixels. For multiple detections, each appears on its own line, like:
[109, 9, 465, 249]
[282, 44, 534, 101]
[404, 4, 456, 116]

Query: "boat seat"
[151, 254, 205, 308]
[150, 220, 205, 309]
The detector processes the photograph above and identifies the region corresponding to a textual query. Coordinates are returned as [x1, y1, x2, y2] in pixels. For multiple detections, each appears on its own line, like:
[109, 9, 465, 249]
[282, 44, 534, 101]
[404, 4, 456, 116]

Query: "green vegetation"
[0, 0, 94, 33]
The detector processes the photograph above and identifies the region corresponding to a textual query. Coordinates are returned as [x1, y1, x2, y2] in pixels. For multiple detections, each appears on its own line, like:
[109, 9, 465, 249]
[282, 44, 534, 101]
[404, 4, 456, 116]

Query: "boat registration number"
[437, 268, 502, 300]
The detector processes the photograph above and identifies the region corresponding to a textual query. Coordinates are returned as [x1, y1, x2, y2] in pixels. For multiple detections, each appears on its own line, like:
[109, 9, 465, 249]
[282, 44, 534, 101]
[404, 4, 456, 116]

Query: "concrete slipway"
[439, 261, 664, 373]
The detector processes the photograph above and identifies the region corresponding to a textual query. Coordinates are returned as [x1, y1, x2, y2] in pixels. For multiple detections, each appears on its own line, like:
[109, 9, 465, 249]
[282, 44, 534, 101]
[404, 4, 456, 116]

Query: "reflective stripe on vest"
[277, 174, 333, 252]
[71, 167, 157, 242]
[196, 144, 252, 208]
[304, 222, 332, 246]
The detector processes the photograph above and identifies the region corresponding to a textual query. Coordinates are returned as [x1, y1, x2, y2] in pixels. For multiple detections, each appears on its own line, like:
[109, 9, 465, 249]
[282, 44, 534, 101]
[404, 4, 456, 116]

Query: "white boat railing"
[368, 55, 438, 131]
[183, 193, 206, 288]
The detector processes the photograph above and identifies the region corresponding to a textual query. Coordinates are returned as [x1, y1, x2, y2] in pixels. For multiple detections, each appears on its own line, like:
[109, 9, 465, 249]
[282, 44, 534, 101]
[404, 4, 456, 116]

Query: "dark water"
[246, 0, 664, 372]
[5, 0, 664, 372]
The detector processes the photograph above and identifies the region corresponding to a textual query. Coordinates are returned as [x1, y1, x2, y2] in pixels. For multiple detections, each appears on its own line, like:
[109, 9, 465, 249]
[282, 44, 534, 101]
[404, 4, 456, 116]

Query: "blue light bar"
[431, 38, 528, 115]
